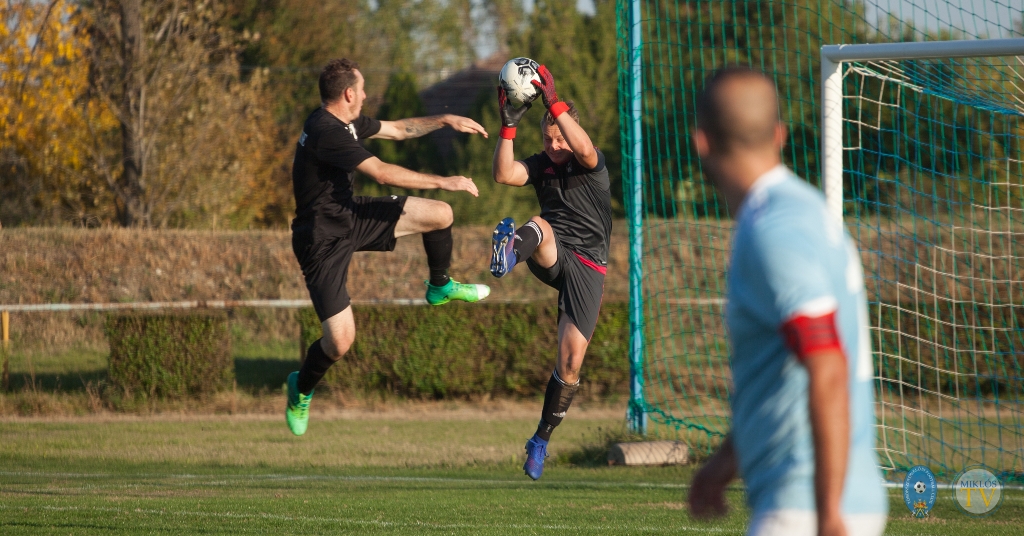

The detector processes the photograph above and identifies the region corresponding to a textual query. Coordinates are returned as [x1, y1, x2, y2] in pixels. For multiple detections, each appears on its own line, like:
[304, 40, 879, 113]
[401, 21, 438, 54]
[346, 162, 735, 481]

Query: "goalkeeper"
[490, 65, 612, 480]
[686, 67, 887, 535]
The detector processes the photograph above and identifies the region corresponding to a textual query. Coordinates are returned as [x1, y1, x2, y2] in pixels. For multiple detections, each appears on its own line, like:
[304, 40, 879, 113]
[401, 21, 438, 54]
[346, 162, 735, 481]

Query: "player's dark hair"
[540, 100, 580, 133]
[696, 66, 780, 152]
[319, 58, 361, 104]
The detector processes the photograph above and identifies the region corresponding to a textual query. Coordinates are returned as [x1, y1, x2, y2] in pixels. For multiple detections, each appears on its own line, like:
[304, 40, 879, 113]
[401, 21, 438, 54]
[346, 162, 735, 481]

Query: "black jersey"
[291, 108, 381, 238]
[521, 149, 613, 267]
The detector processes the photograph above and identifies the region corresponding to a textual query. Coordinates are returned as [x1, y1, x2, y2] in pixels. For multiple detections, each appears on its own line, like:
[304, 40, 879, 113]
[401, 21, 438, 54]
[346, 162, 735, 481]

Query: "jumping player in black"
[286, 58, 491, 435]
[490, 65, 613, 479]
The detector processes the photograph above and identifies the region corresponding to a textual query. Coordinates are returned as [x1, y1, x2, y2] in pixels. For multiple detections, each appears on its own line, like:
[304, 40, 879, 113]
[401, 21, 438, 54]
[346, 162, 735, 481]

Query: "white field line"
[0, 470, 701, 490]
[0, 504, 738, 534]
[9, 471, 1024, 492]
[7, 471, 1024, 492]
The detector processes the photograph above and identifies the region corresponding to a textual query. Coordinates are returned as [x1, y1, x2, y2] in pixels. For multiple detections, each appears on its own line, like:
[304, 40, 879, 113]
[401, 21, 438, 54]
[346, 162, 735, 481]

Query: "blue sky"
[863, 0, 1019, 39]
[542, 1, 1017, 38]
[484, 1, 1018, 58]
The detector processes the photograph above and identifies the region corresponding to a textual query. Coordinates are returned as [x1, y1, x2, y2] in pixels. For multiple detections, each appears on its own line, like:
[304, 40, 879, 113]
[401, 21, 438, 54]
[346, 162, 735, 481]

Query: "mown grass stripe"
[0, 470, 700, 489]
[0, 504, 735, 534]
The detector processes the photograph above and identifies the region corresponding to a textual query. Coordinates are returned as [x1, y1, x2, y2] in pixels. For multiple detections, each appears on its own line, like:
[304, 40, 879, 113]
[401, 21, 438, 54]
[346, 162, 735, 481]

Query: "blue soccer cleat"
[490, 217, 517, 278]
[523, 436, 548, 480]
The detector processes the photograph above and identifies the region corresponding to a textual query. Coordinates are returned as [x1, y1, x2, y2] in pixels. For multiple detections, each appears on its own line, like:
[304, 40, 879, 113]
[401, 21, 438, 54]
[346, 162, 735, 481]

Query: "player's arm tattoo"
[392, 116, 446, 139]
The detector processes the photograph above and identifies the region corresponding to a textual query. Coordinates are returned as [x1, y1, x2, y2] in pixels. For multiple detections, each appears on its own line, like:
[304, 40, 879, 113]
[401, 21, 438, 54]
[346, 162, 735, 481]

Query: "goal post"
[821, 37, 1024, 481]
[821, 38, 1024, 223]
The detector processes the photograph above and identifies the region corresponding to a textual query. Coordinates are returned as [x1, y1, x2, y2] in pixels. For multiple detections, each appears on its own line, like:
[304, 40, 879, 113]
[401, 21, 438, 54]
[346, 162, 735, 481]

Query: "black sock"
[297, 338, 337, 395]
[422, 225, 453, 286]
[534, 369, 580, 442]
[514, 221, 543, 260]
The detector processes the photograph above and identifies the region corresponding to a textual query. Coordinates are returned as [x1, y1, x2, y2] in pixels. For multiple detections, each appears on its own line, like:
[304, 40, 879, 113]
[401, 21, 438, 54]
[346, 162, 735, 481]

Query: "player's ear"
[774, 123, 788, 150]
[692, 128, 710, 158]
[344, 86, 356, 103]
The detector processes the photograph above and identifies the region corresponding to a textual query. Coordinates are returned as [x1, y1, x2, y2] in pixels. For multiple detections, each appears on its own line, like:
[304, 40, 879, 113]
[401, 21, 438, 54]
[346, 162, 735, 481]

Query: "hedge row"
[297, 303, 630, 399]
[106, 313, 233, 398]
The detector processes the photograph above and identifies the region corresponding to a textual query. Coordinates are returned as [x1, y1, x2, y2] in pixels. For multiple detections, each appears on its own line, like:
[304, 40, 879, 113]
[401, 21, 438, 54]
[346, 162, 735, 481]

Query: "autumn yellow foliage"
[0, 1, 288, 228]
[0, 1, 120, 225]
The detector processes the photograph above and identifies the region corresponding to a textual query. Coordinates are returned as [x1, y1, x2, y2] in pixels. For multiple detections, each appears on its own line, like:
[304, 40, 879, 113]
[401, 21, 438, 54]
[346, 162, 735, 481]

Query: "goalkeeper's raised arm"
[530, 65, 598, 169]
[492, 86, 532, 186]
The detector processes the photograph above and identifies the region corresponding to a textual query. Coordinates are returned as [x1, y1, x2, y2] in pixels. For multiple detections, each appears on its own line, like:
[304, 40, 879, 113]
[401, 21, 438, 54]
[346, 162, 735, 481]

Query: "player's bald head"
[696, 67, 780, 153]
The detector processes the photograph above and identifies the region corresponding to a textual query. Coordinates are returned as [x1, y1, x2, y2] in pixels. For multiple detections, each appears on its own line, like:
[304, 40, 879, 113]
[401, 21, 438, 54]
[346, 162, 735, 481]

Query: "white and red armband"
[780, 303, 844, 362]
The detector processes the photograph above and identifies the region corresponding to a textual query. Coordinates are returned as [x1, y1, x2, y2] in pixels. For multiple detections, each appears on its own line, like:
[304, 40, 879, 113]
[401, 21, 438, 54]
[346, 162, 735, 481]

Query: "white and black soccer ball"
[498, 57, 542, 107]
[914, 481, 927, 494]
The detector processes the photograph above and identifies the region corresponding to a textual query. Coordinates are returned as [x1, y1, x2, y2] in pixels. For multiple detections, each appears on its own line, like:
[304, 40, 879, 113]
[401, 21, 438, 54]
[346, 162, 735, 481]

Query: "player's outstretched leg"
[422, 225, 490, 305]
[404, 199, 489, 305]
[491, 218, 544, 278]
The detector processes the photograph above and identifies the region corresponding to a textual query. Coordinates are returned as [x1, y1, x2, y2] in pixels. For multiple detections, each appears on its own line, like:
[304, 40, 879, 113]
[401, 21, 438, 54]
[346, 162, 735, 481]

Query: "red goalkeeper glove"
[531, 64, 569, 119]
[498, 86, 531, 139]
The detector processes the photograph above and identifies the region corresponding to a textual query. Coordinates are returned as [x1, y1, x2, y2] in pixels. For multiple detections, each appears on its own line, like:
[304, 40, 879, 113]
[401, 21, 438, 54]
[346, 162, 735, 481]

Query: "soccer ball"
[914, 481, 927, 494]
[498, 57, 542, 107]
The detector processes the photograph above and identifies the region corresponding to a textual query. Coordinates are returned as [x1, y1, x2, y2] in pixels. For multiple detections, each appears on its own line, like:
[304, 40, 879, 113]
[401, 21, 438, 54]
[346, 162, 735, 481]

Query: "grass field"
[1, 408, 1021, 535]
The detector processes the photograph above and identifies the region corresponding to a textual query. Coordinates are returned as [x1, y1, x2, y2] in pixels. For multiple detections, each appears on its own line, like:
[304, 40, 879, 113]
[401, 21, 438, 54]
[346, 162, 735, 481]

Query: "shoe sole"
[427, 295, 450, 306]
[490, 219, 515, 278]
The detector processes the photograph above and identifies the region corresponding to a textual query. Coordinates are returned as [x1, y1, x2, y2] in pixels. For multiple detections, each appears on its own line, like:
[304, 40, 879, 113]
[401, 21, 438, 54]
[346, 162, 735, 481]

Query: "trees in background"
[85, 0, 278, 228]
[368, 0, 623, 225]
[8, 1, 1011, 227]
[0, 1, 119, 226]
[0, 0, 617, 228]
[365, 72, 443, 177]
[1, 0, 278, 228]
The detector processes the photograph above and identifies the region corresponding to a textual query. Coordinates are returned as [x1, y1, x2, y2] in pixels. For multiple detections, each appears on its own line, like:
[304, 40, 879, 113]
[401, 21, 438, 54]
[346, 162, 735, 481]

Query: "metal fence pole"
[626, 0, 647, 435]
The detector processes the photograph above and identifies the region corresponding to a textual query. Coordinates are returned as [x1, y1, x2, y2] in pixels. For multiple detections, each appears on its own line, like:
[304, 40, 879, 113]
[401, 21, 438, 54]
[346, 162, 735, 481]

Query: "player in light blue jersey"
[686, 68, 887, 536]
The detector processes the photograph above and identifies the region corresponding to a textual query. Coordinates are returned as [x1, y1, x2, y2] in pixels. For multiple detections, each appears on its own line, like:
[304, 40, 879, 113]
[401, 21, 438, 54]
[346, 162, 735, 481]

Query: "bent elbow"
[373, 171, 391, 186]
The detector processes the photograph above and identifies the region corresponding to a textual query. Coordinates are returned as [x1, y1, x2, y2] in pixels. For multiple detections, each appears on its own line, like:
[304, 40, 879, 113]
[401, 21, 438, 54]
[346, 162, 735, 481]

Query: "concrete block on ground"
[607, 441, 689, 466]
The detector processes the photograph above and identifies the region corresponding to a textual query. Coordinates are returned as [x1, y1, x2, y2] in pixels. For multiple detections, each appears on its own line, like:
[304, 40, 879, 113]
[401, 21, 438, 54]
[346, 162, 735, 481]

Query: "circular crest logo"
[903, 465, 937, 518]
[952, 465, 1003, 517]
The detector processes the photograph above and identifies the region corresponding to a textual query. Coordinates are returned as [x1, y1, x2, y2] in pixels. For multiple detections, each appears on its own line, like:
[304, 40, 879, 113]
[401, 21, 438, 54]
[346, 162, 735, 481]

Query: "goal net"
[616, 0, 1024, 483]
[832, 43, 1024, 481]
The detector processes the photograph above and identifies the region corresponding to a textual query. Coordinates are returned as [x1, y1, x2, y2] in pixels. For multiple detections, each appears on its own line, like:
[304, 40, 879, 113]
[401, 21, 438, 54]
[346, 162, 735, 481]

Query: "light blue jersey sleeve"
[750, 205, 841, 323]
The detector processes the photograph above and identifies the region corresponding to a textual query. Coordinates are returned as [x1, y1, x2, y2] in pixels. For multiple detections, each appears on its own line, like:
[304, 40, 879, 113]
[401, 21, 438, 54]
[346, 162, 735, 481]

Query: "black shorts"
[526, 237, 606, 340]
[292, 195, 408, 322]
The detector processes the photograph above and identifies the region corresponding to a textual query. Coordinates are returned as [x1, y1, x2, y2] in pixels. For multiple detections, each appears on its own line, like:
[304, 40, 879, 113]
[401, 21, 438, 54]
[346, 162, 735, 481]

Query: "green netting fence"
[616, 0, 1024, 483]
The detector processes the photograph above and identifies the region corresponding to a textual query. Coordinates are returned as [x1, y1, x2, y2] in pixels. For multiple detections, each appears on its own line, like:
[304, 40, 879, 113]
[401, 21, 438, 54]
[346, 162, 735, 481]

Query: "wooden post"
[1, 310, 9, 391]
[1, 310, 8, 349]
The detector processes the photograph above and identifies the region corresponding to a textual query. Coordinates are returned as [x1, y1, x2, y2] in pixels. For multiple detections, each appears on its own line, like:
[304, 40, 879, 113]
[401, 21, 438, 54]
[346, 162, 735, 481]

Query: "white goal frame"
[820, 37, 1024, 223]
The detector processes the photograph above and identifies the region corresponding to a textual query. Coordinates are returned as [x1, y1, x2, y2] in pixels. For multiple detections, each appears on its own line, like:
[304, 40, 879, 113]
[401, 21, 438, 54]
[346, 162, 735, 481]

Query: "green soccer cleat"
[425, 278, 491, 306]
[285, 371, 313, 436]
